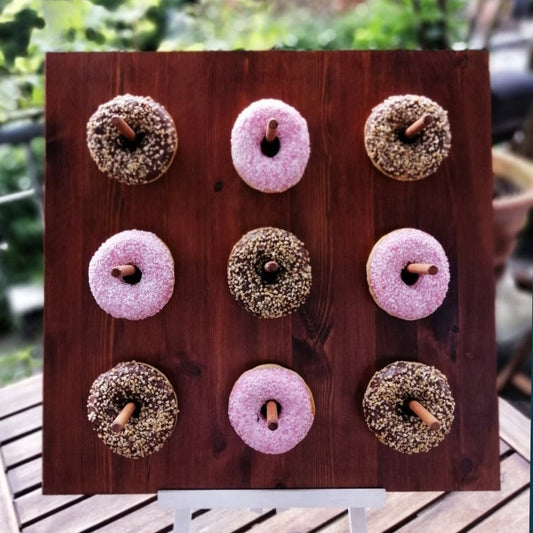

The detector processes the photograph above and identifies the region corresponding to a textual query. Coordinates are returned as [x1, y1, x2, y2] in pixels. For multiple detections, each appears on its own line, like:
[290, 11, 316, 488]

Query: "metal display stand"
[158, 488, 386, 533]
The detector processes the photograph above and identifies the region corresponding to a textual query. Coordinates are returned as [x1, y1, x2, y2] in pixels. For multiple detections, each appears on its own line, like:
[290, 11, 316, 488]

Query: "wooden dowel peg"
[265, 118, 278, 143]
[403, 114, 434, 139]
[111, 265, 137, 278]
[266, 400, 279, 431]
[406, 263, 439, 276]
[408, 400, 440, 430]
[111, 115, 137, 141]
[111, 402, 137, 433]
[263, 260, 279, 273]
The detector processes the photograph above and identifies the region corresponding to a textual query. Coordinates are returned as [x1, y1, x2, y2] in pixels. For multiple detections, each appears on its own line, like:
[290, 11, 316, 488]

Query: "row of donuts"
[86, 94, 451, 189]
[88, 226, 450, 322]
[87, 360, 455, 459]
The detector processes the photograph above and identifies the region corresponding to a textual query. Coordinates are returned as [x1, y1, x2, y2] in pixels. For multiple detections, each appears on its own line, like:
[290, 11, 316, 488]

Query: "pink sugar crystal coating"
[228, 365, 315, 454]
[88, 230, 174, 320]
[231, 98, 310, 193]
[366, 228, 450, 320]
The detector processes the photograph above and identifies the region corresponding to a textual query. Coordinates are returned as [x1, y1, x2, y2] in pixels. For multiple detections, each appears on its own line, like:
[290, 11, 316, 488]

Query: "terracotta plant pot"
[492, 148, 533, 278]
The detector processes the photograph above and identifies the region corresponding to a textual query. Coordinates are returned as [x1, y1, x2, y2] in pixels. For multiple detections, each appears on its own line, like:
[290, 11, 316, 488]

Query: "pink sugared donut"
[88, 230, 174, 320]
[231, 99, 310, 193]
[228, 364, 315, 454]
[366, 228, 450, 320]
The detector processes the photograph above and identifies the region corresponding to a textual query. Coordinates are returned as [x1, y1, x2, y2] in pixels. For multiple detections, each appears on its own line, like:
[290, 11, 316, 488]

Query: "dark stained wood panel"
[43, 51, 499, 494]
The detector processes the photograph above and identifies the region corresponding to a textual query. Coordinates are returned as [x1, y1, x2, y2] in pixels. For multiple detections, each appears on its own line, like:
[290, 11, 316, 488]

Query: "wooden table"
[45, 51, 498, 494]
[1, 375, 530, 532]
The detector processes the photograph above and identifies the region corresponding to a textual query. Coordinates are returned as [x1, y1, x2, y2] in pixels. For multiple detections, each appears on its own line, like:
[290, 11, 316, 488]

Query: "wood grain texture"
[0, 450, 19, 533]
[393, 452, 529, 532]
[499, 397, 531, 461]
[469, 488, 530, 533]
[43, 51, 499, 494]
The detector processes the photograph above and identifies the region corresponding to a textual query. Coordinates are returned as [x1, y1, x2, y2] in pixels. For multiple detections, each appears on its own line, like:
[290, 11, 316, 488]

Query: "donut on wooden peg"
[88, 229, 174, 320]
[366, 228, 450, 320]
[228, 364, 315, 454]
[227, 227, 312, 318]
[87, 94, 178, 185]
[362, 361, 455, 454]
[364, 95, 451, 181]
[231, 99, 310, 193]
[87, 361, 178, 459]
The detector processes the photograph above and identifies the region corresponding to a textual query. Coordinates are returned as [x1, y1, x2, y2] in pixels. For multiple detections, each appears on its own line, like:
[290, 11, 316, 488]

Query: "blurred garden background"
[0, 0, 532, 414]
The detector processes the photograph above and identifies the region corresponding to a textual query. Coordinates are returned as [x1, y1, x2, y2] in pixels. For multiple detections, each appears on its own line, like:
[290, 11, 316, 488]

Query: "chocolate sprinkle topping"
[364, 95, 451, 181]
[87, 94, 178, 185]
[362, 361, 455, 454]
[227, 227, 312, 319]
[87, 361, 178, 459]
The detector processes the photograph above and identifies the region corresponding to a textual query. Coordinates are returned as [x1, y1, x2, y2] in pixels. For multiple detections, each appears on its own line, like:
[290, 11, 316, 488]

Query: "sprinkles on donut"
[231, 98, 310, 193]
[364, 94, 451, 181]
[228, 364, 315, 454]
[87, 94, 178, 185]
[227, 227, 312, 318]
[87, 361, 178, 459]
[88, 229, 175, 320]
[366, 228, 450, 320]
[363, 361, 455, 454]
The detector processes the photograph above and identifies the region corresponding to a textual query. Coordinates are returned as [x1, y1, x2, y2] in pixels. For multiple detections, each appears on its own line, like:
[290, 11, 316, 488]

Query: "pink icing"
[88, 230, 174, 320]
[228, 365, 314, 454]
[231, 99, 310, 193]
[366, 228, 450, 320]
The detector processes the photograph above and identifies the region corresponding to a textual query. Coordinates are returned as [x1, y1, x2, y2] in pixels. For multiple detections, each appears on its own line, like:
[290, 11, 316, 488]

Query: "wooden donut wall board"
[44, 51, 499, 494]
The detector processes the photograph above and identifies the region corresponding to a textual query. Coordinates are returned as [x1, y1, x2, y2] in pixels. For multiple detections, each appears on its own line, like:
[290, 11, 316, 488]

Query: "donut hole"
[401, 265, 420, 286]
[255, 255, 284, 285]
[122, 265, 143, 285]
[117, 131, 146, 152]
[396, 127, 423, 145]
[260, 400, 282, 428]
[260, 136, 280, 158]
[119, 400, 142, 419]
[397, 397, 419, 421]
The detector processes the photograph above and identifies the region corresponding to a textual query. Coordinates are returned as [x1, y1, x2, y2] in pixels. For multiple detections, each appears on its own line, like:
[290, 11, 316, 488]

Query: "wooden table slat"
[90, 500, 174, 532]
[393, 452, 530, 533]
[0, 448, 20, 533]
[238, 507, 342, 533]
[21, 494, 154, 533]
[321, 490, 443, 532]
[7, 457, 41, 497]
[0, 405, 42, 444]
[16, 492, 87, 528]
[92, 506, 272, 533]
[468, 488, 530, 533]
[0, 375, 42, 420]
[498, 397, 531, 461]
[1, 430, 41, 468]
[192, 508, 274, 532]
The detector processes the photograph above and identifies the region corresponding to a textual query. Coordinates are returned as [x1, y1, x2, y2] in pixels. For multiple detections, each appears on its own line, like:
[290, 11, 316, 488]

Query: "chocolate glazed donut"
[87, 94, 177, 184]
[227, 227, 312, 318]
[364, 94, 451, 181]
[87, 361, 178, 459]
[363, 361, 455, 454]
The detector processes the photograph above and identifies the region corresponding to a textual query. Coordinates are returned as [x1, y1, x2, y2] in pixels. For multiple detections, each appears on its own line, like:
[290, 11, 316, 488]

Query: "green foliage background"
[1, 0, 468, 121]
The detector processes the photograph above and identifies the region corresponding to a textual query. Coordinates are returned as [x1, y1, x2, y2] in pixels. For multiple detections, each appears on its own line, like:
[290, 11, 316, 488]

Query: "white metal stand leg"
[158, 488, 385, 533]
[349, 507, 368, 533]
[173, 508, 191, 533]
